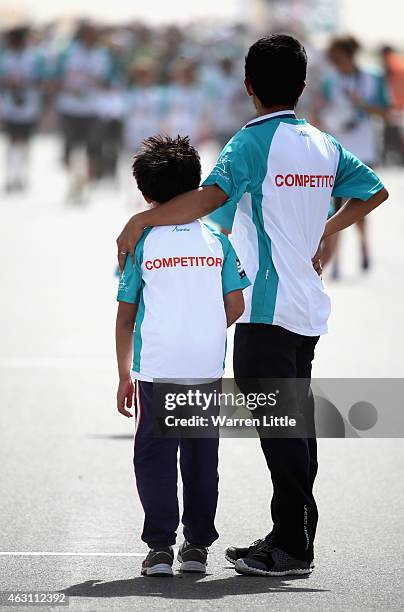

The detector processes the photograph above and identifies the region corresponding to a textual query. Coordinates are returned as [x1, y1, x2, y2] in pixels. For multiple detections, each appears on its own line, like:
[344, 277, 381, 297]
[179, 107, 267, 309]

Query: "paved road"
[0, 136, 403, 611]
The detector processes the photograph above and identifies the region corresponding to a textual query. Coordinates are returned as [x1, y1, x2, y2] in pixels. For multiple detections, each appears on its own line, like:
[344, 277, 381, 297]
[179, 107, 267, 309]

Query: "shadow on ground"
[62, 571, 329, 601]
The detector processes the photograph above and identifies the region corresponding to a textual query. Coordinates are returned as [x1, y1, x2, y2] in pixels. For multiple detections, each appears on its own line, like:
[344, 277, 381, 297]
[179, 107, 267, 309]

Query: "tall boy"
[116, 135, 250, 576]
[117, 35, 389, 576]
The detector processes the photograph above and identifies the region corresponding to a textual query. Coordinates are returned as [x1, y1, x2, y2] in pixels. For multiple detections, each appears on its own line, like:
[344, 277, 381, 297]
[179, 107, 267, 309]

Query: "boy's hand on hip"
[117, 379, 135, 418]
[312, 241, 323, 277]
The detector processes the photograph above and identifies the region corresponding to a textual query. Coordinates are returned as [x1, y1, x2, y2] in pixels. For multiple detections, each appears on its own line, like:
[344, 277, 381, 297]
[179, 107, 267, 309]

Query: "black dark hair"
[132, 135, 201, 203]
[245, 34, 307, 108]
[328, 35, 361, 58]
[7, 27, 29, 48]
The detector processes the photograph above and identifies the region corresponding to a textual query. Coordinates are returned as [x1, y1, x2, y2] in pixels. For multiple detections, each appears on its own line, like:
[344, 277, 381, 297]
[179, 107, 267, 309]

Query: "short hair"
[328, 35, 360, 58]
[132, 135, 201, 203]
[245, 34, 307, 108]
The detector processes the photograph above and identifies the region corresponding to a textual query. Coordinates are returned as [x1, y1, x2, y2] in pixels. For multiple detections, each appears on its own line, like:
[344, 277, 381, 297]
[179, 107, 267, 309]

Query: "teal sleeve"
[34, 53, 47, 80]
[329, 136, 384, 200]
[376, 74, 390, 108]
[327, 201, 336, 219]
[320, 77, 332, 102]
[202, 131, 253, 204]
[219, 235, 251, 295]
[117, 254, 142, 304]
[207, 201, 237, 232]
[53, 49, 68, 78]
[117, 228, 152, 303]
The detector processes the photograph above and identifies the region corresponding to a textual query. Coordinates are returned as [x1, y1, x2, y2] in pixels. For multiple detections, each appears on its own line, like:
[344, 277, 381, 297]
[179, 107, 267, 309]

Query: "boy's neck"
[256, 104, 295, 117]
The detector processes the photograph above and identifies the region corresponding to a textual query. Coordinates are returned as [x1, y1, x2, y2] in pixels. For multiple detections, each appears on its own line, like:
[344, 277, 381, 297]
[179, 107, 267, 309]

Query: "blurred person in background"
[124, 57, 164, 154]
[211, 57, 249, 148]
[52, 21, 113, 202]
[0, 25, 46, 193]
[207, 58, 248, 235]
[315, 36, 389, 277]
[163, 59, 211, 146]
[380, 45, 404, 165]
[123, 57, 164, 206]
[94, 32, 125, 182]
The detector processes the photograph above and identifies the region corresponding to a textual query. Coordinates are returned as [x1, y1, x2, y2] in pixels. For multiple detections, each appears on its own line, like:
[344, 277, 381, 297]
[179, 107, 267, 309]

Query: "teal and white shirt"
[117, 221, 250, 381]
[320, 69, 389, 165]
[0, 46, 45, 122]
[203, 109, 384, 336]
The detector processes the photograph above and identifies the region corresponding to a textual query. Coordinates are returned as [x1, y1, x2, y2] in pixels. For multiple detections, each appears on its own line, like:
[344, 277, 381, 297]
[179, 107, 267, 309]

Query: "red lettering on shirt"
[274, 173, 335, 188]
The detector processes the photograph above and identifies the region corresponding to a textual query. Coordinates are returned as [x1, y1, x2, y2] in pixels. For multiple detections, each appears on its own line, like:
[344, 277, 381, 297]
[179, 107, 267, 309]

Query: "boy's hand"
[117, 215, 145, 272]
[312, 244, 323, 277]
[117, 378, 135, 418]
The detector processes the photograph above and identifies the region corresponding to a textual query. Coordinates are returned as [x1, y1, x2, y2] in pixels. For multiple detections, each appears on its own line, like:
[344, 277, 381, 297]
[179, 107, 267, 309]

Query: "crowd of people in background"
[0, 20, 252, 199]
[1, 19, 404, 274]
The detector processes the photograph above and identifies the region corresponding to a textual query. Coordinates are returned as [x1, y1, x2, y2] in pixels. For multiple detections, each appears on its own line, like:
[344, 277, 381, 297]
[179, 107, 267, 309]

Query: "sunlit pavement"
[0, 136, 403, 611]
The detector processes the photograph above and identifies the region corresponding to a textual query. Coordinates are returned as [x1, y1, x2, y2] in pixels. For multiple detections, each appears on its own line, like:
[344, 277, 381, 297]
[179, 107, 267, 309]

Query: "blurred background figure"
[0, 24, 45, 193]
[315, 35, 390, 278]
[210, 57, 250, 148]
[380, 45, 404, 166]
[93, 31, 126, 183]
[52, 21, 113, 202]
[124, 57, 163, 155]
[163, 59, 211, 146]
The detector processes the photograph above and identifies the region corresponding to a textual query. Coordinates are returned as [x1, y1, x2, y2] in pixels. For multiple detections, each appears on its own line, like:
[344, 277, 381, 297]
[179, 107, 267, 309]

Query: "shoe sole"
[227, 554, 314, 569]
[234, 558, 314, 577]
[177, 556, 207, 573]
[141, 563, 174, 577]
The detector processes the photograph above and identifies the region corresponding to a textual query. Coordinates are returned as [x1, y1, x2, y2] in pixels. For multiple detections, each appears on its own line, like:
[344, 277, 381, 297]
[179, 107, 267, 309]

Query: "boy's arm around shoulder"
[117, 185, 227, 271]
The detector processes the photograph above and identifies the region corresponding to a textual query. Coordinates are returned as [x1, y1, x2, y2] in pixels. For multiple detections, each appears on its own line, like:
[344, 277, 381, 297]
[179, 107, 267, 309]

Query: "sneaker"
[235, 544, 314, 577]
[225, 537, 267, 565]
[141, 547, 174, 577]
[178, 540, 208, 573]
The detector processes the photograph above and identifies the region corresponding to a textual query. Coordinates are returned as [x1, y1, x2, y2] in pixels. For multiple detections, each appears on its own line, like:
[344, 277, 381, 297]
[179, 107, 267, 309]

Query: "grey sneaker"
[235, 545, 314, 577]
[141, 547, 174, 577]
[178, 540, 208, 573]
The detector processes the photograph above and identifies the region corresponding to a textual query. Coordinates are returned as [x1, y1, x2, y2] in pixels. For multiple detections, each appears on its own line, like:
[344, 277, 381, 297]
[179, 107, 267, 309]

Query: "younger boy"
[115, 135, 250, 576]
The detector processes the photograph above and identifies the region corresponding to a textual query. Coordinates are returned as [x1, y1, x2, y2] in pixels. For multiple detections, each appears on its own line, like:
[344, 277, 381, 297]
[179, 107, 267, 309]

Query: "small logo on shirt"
[299, 130, 310, 137]
[236, 257, 247, 279]
[215, 154, 231, 182]
[172, 226, 190, 232]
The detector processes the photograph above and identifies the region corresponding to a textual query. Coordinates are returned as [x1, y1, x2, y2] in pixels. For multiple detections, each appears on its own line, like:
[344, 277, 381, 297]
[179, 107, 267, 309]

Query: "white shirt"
[204, 110, 384, 336]
[117, 221, 250, 381]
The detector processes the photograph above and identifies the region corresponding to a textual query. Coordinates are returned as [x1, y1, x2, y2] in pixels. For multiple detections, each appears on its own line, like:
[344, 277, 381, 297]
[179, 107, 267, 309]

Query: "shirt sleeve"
[320, 77, 332, 102]
[207, 201, 237, 232]
[117, 250, 143, 304]
[220, 235, 251, 295]
[375, 74, 390, 108]
[202, 131, 253, 204]
[330, 138, 384, 200]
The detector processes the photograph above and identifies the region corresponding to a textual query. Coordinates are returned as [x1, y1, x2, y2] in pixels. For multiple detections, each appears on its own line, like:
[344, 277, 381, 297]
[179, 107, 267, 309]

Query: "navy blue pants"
[134, 381, 219, 548]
